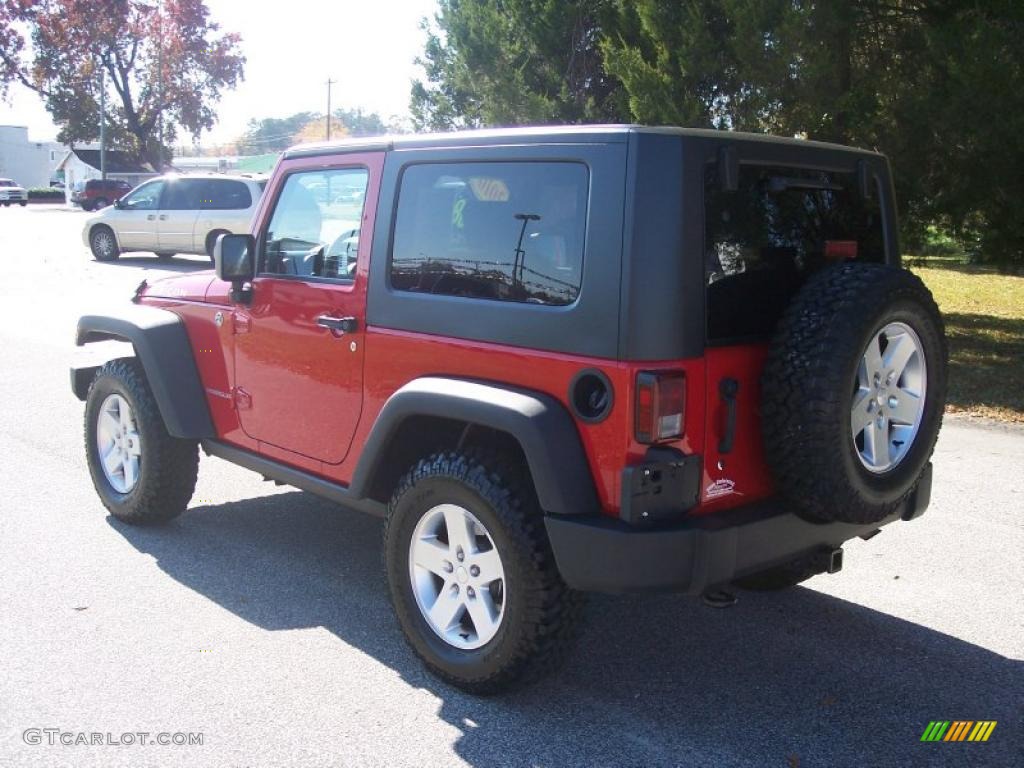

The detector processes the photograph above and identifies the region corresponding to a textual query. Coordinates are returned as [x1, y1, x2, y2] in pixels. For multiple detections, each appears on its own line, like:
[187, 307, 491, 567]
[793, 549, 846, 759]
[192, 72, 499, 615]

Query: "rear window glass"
[391, 162, 589, 306]
[705, 163, 885, 342]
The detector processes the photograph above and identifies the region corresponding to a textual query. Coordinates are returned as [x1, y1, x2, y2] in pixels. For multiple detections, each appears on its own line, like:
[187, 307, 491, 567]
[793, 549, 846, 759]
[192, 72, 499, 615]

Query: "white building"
[55, 149, 157, 203]
[0, 125, 66, 188]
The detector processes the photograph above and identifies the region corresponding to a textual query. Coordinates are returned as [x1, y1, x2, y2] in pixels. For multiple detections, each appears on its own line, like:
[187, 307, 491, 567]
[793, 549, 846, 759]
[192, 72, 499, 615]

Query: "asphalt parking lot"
[0, 204, 1021, 767]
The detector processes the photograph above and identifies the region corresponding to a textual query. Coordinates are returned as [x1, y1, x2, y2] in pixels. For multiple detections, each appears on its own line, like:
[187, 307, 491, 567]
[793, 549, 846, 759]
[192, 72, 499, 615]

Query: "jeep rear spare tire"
[762, 263, 947, 524]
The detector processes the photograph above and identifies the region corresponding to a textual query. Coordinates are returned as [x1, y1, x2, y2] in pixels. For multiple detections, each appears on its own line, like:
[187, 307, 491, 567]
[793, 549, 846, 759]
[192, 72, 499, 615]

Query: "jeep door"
[231, 153, 383, 465]
[157, 178, 202, 253]
[111, 178, 164, 250]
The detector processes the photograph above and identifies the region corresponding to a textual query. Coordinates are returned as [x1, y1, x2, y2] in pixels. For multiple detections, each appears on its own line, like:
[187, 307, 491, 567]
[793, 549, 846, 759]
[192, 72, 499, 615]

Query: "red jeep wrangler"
[72, 126, 946, 692]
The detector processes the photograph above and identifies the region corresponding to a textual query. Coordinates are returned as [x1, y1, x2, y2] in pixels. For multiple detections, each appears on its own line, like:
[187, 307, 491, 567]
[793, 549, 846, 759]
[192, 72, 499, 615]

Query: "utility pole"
[157, 0, 164, 170]
[325, 78, 336, 141]
[99, 66, 107, 181]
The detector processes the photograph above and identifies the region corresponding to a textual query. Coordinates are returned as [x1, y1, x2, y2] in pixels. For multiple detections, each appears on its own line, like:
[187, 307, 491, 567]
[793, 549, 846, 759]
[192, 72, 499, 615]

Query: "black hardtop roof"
[282, 124, 883, 160]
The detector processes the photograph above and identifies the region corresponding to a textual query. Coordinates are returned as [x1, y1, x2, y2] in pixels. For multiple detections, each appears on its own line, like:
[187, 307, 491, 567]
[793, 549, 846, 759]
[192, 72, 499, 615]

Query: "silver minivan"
[83, 174, 267, 262]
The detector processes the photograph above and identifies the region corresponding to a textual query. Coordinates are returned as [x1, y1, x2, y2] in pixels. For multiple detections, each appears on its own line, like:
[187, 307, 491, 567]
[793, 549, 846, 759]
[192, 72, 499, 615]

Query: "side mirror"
[214, 233, 256, 303]
[113, 198, 124, 209]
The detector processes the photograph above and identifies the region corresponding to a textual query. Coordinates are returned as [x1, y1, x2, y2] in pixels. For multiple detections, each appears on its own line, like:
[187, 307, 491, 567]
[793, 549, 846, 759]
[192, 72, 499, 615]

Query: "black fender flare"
[73, 304, 215, 439]
[350, 377, 598, 517]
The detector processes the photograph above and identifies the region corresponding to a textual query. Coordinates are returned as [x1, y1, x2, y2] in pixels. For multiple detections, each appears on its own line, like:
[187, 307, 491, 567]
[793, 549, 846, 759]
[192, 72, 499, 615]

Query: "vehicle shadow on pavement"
[110, 491, 1022, 768]
[93, 255, 212, 272]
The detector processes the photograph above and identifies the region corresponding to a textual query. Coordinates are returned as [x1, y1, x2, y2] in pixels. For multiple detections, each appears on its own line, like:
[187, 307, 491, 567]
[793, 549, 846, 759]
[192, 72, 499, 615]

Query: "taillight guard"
[635, 371, 686, 443]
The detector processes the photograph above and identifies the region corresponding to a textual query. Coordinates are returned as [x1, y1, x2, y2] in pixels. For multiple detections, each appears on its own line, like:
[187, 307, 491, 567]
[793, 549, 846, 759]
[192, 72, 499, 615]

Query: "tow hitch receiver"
[821, 547, 844, 575]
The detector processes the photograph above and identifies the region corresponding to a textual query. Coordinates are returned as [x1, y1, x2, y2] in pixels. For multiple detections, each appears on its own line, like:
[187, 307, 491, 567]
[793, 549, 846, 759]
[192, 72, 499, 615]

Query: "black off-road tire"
[383, 451, 583, 694]
[89, 225, 119, 261]
[762, 263, 947, 524]
[84, 358, 198, 524]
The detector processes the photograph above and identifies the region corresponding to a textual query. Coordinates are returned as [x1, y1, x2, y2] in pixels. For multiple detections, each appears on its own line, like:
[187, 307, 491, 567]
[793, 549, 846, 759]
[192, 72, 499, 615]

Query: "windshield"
[0, 180, 13, 187]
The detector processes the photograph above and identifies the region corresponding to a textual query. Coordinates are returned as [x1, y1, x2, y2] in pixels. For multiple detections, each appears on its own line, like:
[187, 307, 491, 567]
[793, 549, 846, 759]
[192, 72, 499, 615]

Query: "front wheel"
[383, 452, 583, 693]
[90, 226, 119, 261]
[84, 358, 198, 524]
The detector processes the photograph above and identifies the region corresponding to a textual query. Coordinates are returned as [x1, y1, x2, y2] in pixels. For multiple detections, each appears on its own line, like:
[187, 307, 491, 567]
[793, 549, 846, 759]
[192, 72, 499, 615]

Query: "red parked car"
[72, 126, 947, 692]
[71, 178, 134, 211]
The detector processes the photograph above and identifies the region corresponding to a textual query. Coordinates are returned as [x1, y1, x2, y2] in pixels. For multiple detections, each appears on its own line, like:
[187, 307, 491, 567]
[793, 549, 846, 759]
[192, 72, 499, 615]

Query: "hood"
[139, 273, 217, 303]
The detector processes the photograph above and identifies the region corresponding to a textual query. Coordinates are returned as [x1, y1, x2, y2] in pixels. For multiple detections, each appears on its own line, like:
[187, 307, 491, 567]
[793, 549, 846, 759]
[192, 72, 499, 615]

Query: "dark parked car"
[71, 178, 134, 211]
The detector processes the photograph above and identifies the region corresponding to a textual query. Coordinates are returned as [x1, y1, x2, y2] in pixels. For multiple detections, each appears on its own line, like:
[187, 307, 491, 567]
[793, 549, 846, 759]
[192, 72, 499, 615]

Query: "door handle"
[146, 214, 156, 220]
[316, 315, 359, 334]
[158, 214, 168, 221]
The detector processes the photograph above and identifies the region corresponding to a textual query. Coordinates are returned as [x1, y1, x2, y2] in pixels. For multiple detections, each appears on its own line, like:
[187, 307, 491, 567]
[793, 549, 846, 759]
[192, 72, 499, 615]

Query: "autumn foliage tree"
[0, 0, 244, 168]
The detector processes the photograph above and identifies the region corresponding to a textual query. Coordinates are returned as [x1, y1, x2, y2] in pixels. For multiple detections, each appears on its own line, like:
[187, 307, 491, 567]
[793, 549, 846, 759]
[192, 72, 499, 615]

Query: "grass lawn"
[908, 257, 1024, 422]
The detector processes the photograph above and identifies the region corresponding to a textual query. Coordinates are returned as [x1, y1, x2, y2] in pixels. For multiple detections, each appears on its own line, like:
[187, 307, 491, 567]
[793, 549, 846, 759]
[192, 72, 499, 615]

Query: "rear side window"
[162, 178, 204, 210]
[705, 164, 885, 342]
[201, 179, 252, 210]
[391, 162, 588, 306]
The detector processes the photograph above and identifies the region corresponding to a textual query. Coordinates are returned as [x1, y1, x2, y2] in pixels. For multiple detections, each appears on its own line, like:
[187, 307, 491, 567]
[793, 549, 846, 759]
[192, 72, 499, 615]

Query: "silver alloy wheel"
[92, 229, 115, 258]
[409, 504, 506, 650]
[850, 321, 927, 473]
[96, 394, 142, 494]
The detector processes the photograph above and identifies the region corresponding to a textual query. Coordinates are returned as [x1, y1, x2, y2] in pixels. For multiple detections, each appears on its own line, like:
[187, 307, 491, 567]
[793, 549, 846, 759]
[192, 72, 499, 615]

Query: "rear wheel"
[89, 225, 119, 261]
[762, 263, 947, 524]
[384, 451, 582, 693]
[84, 358, 198, 524]
[206, 229, 228, 263]
[18, 200, 27, 207]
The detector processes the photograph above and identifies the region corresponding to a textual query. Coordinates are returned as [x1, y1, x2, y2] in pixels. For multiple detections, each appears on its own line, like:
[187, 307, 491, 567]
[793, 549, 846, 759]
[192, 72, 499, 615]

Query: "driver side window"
[261, 168, 369, 280]
[120, 180, 164, 211]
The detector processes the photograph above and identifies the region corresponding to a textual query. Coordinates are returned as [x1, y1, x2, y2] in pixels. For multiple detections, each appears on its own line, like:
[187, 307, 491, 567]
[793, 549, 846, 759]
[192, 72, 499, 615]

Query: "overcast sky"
[2, 0, 438, 148]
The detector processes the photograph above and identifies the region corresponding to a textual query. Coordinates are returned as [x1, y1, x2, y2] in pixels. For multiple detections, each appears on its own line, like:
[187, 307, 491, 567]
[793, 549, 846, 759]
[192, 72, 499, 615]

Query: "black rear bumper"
[545, 464, 931, 594]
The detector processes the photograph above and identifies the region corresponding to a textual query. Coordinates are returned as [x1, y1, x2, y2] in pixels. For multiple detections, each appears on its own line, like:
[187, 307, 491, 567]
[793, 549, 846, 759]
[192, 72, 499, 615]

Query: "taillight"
[635, 371, 686, 443]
